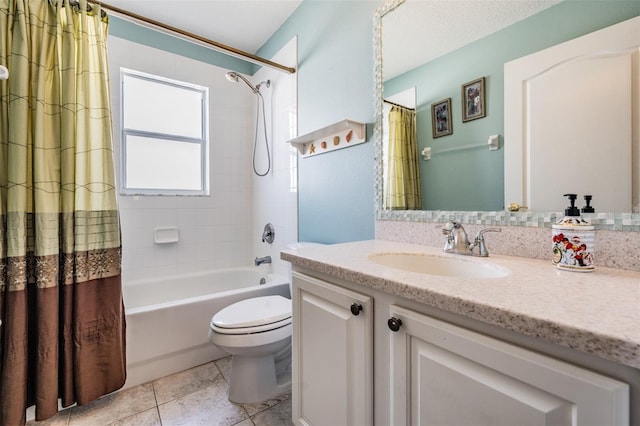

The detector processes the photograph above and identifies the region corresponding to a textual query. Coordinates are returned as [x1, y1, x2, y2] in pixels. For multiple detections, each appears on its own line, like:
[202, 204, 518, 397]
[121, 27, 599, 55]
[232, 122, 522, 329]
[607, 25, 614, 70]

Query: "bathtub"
[123, 268, 290, 388]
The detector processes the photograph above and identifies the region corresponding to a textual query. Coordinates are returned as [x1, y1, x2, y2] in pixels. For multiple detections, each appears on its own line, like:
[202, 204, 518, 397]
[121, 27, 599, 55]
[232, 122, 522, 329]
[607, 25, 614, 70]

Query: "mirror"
[374, 0, 640, 228]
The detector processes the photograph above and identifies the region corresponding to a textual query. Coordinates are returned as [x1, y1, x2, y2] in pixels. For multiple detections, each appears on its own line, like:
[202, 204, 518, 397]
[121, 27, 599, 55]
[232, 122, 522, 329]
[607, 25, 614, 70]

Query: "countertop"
[281, 240, 640, 369]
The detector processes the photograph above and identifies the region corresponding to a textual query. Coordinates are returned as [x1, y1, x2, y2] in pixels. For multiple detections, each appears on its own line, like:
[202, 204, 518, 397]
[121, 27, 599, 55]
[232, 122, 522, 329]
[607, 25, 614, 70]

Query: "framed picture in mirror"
[431, 98, 452, 138]
[462, 77, 486, 122]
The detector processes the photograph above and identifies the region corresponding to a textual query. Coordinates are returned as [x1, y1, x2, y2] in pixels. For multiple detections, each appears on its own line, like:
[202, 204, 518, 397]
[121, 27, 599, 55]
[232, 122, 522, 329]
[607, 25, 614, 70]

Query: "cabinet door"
[292, 272, 373, 426]
[389, 305, 629, 426]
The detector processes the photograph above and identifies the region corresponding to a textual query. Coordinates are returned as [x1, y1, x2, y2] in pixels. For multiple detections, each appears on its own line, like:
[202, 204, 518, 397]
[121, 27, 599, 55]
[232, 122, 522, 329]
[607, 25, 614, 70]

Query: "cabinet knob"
[350, 303, 363, 316]
[387, 317, 403, 332]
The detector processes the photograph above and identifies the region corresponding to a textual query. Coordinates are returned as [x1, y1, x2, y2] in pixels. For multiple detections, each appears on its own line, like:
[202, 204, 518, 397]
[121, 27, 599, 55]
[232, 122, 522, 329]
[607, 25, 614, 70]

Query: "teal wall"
[259, 1, 381, 244]
[109, 16, 254, 74]
[385, 0, 640, 211]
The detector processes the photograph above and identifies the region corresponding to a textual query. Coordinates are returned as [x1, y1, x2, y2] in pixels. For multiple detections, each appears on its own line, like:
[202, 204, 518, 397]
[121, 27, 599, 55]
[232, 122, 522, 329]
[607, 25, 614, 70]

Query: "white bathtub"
[123, 268, 290, 388]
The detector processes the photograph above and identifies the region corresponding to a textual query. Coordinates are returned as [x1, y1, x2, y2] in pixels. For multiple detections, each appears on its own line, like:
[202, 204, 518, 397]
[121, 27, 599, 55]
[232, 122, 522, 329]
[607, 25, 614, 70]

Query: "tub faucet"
[255, 255, 272, 266]
[442, 221, 501, 257]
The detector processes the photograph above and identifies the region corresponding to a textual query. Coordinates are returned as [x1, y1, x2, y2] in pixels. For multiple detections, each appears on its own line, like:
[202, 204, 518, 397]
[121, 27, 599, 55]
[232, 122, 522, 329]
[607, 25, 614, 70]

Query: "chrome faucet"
[442, 221, 471, 254]
[442, 221, 501, 257]
[255, 255, 272, 266]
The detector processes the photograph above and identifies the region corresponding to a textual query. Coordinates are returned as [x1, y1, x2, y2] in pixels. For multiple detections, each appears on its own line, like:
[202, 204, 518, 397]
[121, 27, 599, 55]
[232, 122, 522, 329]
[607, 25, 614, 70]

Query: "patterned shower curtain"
[0, 0, 126, 423]
[385, 105, 421, 210]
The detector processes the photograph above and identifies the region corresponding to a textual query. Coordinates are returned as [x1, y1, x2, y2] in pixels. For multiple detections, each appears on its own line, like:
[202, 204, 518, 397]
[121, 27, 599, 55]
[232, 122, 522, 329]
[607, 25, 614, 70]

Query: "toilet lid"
[212, 295, 291, 329]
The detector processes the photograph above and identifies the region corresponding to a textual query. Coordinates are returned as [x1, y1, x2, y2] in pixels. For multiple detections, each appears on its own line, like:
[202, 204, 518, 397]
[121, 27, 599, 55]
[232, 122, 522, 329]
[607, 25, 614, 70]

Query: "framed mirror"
[373, 0, 640, 230]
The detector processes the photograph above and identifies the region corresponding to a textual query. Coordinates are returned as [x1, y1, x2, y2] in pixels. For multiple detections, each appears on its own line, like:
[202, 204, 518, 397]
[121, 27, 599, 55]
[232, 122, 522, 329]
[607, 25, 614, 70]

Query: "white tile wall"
[251, 38, 299, 279]
[108, 36, 298, 284]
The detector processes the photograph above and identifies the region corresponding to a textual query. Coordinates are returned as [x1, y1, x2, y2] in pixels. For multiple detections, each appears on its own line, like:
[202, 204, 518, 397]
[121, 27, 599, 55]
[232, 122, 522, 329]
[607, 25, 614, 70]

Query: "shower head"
[225, 71, 258, 93]
[225, 71, 240, 83]
[225, 71, 270, 94]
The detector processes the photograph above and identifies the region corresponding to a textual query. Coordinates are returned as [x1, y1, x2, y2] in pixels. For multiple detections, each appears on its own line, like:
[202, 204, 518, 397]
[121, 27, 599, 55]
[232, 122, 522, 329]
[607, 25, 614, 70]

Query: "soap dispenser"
[551, 194, 595, 271]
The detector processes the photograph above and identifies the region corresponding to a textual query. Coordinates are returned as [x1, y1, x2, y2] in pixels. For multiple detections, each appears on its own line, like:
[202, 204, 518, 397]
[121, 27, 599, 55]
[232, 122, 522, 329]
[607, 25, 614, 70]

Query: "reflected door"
[505, 17, 638, 212]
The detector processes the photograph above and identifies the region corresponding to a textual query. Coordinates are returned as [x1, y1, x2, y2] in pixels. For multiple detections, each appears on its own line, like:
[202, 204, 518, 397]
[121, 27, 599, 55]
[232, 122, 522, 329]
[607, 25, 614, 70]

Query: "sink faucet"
[255, 255, 272, 266]
[442, 221, 501, 257]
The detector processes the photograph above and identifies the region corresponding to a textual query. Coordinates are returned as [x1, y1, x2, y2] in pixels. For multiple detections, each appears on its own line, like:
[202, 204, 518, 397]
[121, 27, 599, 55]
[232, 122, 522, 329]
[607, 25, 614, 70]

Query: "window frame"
[120, 68, 209, 196]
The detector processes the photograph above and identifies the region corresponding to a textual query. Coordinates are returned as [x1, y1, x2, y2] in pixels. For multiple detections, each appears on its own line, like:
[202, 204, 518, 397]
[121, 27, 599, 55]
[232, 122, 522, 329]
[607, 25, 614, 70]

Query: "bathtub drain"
[259, 277, 266, 285]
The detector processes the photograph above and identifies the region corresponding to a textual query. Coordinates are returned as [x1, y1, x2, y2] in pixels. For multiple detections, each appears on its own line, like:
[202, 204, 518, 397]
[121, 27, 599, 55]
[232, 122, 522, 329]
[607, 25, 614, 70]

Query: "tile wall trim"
[376, 210, 640, 232]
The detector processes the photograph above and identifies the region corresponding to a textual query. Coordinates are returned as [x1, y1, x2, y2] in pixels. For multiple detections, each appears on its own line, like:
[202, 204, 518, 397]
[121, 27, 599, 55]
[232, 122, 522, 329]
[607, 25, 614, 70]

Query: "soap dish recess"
[154, 227, 179, 244]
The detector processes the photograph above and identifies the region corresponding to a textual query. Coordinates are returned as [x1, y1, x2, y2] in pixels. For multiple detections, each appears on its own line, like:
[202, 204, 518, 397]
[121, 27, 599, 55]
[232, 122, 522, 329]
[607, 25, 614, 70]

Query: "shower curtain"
[0, 0, 126, 423]
[385, 105, 421, 210]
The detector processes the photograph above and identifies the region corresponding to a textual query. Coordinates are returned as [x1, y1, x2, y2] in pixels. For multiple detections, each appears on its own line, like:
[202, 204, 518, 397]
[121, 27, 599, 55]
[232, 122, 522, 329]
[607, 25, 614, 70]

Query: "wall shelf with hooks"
[287, 119, 366, 158]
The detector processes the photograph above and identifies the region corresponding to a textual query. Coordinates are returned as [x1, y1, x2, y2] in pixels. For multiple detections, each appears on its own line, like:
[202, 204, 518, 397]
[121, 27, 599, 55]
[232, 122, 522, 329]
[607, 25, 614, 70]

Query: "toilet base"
[227, 342, 292, 404]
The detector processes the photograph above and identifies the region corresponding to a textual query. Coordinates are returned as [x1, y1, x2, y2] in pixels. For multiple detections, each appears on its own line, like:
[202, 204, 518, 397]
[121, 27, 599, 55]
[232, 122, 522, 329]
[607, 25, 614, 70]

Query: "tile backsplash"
[376, 220, 640, 272]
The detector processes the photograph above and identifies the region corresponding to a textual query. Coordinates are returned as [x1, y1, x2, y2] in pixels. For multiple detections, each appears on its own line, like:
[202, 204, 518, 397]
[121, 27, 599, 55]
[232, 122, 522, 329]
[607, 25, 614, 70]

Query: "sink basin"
[368, 253, 510, 278]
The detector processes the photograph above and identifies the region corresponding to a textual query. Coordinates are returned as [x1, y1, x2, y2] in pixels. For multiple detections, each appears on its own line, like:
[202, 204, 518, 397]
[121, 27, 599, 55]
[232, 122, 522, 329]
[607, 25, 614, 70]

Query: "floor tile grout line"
[151, 381, 162, 426]
[155, 405, 163, 426]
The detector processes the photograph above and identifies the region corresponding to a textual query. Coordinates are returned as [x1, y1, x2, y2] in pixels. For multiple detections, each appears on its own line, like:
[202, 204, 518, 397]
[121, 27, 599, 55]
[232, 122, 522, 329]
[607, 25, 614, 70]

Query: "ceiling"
[383, 0, 563, 80]
[104, 0, 303, 54]
[102, 0, 562, 77]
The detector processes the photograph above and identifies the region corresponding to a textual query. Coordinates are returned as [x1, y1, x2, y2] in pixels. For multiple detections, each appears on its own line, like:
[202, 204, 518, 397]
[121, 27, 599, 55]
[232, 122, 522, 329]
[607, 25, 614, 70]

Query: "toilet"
[209, 295, 292, 403]
[209, 242, 323, 403]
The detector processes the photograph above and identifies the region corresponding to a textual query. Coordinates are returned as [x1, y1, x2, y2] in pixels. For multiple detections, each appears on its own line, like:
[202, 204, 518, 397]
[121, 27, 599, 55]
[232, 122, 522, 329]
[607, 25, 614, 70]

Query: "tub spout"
[255, 256, 272, 266]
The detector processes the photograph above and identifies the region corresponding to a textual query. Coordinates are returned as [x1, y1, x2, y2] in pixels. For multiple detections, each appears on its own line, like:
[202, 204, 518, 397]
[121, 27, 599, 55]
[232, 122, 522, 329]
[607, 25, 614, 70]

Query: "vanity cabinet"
[291, 271, 631, 426]
[291, 272, 373, 426]
[389, 305, 629, 426]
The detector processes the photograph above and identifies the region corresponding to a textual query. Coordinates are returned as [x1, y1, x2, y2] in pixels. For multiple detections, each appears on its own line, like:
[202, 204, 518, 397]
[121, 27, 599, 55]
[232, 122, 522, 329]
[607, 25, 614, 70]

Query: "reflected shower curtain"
[0, 1, 126, 424]
[385, 105, 421, 209]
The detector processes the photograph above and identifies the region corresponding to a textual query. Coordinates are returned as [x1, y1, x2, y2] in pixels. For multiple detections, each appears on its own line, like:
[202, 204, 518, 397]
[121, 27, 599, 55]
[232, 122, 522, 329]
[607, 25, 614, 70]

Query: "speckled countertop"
[281, 240, 640, 369]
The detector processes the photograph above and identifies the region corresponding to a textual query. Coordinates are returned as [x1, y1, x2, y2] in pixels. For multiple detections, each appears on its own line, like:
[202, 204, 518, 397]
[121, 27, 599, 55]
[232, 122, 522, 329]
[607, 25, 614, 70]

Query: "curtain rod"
[384, 99, 415, 110]
[91, 1, 296, 75]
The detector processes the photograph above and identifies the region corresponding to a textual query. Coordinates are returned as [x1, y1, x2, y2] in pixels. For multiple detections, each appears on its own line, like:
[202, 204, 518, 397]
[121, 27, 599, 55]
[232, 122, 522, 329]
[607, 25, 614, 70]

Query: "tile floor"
[28, 357, 293, 426]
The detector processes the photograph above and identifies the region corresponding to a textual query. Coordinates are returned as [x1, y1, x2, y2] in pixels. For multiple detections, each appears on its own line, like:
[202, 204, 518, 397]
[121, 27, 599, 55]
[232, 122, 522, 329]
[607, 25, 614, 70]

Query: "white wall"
[108, 35, 297, 284]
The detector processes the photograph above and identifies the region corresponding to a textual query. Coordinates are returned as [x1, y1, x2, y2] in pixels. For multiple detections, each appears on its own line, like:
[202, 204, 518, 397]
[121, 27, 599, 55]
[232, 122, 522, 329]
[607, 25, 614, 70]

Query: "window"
[120, 68, 209, 195]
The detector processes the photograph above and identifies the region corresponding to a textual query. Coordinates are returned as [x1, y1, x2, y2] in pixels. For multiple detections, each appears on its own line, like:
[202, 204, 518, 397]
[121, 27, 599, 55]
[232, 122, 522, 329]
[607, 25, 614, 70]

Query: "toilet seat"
[211, 317, 291, 335]
[211, 295, 291, 335]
